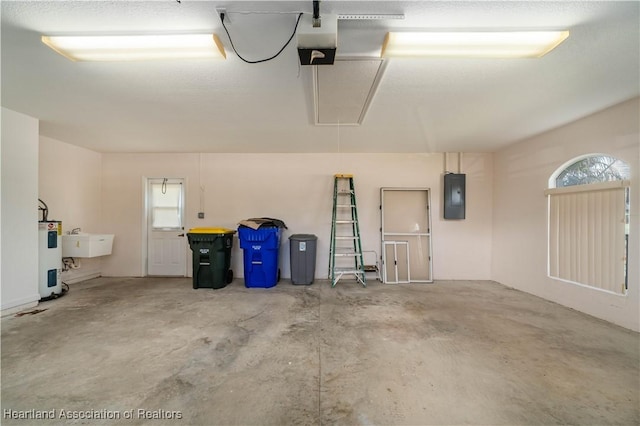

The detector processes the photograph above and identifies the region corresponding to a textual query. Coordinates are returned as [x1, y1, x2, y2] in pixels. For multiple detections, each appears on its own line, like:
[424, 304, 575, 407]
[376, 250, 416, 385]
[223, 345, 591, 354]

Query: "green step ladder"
[329, 174, 366, 287]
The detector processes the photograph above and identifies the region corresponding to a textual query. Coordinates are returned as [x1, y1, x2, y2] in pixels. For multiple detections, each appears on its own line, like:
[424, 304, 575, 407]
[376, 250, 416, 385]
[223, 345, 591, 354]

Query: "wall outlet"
[198, 212, 205, 219]
[217, 8, 228, 24]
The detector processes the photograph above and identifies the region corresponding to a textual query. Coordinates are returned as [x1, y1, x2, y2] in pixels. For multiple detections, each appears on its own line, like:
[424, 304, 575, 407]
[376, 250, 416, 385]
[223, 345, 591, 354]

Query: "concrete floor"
[1, 277, 638, 425]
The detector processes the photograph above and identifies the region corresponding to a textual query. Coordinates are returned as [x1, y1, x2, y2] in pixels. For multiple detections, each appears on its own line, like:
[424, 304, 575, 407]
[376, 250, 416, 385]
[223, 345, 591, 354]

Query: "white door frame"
[383, 240, 410, 284]
[142, 177, 188, 277]
[380, 187, 433, 283]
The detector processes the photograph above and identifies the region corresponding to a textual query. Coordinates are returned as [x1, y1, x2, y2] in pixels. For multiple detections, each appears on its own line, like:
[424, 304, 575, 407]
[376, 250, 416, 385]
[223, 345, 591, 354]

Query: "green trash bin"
[187, 228, 236, 290]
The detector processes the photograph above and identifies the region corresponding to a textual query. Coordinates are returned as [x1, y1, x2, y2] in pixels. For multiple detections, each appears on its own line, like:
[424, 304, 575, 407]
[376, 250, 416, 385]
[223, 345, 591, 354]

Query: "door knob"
[178, 233, 185, 237]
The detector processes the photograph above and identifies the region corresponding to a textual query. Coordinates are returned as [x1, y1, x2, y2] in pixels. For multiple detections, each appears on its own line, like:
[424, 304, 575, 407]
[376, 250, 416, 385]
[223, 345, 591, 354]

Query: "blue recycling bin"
[238, 226, 281, 288]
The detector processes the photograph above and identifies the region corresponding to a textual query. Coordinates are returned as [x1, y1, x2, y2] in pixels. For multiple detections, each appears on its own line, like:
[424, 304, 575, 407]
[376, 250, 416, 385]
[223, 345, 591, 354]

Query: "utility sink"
[62, 233, 114, 258]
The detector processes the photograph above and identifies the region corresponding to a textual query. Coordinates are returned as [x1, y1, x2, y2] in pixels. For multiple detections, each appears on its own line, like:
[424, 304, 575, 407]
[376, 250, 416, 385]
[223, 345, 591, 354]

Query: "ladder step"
[335, 236, 358, 240]
[333, 249, 362, 257]
[336, 204, 356, 208]
[335, 220, 356, 224]
[333, 268, 365, 274]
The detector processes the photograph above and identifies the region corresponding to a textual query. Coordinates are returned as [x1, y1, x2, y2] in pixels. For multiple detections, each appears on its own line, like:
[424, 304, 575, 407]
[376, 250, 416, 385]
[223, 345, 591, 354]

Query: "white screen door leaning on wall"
[147, 178, 187, 276]
[380, 188, 433, 283]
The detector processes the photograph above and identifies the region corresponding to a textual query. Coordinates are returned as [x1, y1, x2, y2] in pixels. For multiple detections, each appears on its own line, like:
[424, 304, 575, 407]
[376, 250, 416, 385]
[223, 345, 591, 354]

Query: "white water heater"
[38, 221, 62, 298]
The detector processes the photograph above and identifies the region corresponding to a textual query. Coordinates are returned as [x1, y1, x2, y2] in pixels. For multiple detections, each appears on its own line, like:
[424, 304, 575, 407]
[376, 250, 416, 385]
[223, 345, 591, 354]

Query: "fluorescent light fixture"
[381, 31, 569, 58]
[41, 34, 226, 61]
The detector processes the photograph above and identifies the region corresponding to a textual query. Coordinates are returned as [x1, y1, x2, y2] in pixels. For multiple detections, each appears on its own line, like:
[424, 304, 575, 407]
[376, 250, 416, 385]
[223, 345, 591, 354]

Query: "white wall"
[492, 97, 640, 331]
[1, 108, 40, 314]
[39, 136, 103, 283]
[100, 153, 494, 281]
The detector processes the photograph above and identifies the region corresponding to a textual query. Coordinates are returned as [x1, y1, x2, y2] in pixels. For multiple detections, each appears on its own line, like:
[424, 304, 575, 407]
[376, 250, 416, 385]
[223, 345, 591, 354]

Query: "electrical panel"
[444, 173, 466, 220]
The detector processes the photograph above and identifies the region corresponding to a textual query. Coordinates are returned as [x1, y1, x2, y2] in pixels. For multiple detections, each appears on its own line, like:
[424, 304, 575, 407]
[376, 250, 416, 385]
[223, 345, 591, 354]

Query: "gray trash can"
[289, 234, 317, 285]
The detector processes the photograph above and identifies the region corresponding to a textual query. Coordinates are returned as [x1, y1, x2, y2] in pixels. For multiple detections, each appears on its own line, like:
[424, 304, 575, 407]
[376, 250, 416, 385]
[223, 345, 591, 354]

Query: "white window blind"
[546, 181, 629, 294]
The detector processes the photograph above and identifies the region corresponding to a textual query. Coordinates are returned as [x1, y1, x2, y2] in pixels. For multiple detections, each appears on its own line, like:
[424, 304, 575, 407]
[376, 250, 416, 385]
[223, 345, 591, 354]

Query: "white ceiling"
[2, 1, 639, 153]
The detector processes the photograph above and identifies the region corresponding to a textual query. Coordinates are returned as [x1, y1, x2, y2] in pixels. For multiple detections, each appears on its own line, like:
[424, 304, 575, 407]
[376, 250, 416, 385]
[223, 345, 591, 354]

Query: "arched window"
[546, 154, 630, 295]
[554, 155, 630, 187]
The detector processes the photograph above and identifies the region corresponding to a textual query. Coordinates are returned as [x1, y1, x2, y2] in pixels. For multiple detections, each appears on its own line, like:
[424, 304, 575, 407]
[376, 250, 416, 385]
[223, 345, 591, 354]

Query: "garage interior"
[1, 1, 639, 425]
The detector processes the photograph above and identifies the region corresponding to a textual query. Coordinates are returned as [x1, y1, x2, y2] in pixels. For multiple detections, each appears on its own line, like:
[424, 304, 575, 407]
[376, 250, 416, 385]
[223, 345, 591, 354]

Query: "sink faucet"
[71, 228, 81, 234]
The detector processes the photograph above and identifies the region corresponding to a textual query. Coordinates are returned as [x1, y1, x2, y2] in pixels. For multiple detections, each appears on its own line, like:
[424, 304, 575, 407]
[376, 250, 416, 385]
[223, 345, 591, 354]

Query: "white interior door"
[147, 178, 187, 276]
